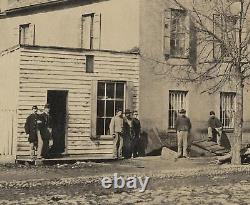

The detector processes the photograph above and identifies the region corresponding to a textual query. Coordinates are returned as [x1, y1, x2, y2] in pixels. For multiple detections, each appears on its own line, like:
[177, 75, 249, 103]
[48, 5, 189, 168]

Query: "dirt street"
[0, 156, 250, 204]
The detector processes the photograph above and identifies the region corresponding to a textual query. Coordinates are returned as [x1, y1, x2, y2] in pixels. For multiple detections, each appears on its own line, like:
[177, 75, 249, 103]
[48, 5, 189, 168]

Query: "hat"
[44, 104, 50, 109]
[179, 109, 186, 114]
[124, 109, 132, 114]
[210, 111, 215, 115]
[32, 105, 38, 110]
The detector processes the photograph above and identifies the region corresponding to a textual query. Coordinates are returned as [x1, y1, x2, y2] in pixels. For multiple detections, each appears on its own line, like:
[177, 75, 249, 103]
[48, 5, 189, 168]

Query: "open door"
[47, 90, 68, 155]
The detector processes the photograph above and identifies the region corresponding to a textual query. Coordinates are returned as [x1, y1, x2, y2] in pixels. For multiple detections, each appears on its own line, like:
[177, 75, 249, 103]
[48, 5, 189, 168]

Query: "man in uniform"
[131, 111, 141, 158]
[40, 104, 52, 158]
[24, 105, 43, 159]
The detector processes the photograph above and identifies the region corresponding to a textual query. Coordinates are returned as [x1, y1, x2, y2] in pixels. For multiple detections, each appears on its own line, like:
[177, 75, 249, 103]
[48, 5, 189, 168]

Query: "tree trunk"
[231, 73, 243, 165]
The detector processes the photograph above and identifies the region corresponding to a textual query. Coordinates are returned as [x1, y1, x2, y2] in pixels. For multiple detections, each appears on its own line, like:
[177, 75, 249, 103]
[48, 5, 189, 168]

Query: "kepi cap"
[179, 109, 186, 114]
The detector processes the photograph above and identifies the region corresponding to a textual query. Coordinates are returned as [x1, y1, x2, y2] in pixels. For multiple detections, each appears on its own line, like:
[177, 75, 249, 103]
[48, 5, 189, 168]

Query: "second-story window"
[81, 14, 94, 49]
[19, 23, 35, 45]
[19, 24, 30, 45]
[170, 9, 187, 58]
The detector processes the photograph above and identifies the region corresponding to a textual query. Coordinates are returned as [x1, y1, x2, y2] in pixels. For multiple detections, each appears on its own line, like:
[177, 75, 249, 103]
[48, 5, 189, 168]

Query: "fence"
[0, 109, 17, 156]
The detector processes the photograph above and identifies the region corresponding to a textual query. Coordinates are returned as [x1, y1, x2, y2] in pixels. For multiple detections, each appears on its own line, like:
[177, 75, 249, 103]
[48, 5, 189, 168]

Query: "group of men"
[109, 109, 141, 159]
[175, 109, 222, 159]
[25, 104, 52, 159]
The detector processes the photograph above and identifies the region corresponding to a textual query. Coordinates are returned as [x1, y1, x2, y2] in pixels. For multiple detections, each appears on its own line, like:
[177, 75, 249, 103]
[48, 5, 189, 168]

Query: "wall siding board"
[16, 47, 139, 158]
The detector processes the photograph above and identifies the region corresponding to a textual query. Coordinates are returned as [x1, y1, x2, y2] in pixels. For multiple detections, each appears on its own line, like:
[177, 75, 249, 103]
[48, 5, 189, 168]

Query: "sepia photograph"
[0, 0, 250, 204]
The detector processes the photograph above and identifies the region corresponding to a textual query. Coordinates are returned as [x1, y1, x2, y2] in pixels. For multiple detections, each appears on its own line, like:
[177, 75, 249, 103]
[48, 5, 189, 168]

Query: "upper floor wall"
[0, 0, 140, 52]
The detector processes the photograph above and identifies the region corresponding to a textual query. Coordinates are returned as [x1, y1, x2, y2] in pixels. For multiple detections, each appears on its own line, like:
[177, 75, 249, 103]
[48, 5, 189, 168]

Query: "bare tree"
[141, 0, 250, 164]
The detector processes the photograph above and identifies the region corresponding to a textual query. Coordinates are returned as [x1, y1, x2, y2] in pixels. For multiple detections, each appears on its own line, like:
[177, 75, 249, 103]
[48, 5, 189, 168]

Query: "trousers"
[177, 131, 188, 157]
[113, 132, 123, 159]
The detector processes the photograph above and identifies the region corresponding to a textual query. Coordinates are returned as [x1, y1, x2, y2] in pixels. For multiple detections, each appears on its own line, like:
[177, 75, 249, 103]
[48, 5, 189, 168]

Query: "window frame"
[168, 90, 188, 130]
[170, 9, 188, 58]
[85, 55, 94, 73]
[19, 23, 30, 45]
[81, 13, 94, 49]
[96, 81, 126, 135]
[220, 92, 236, 130]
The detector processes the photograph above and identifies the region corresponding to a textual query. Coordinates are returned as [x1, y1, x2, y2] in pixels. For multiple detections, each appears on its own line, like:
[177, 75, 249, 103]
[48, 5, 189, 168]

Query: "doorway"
[47, 90, 68, 155]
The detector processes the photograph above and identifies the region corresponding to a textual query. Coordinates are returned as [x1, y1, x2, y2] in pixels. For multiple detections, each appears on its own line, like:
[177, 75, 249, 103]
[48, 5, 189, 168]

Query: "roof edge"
[20, 44, 140, 56]
[0, 45, 20, 57]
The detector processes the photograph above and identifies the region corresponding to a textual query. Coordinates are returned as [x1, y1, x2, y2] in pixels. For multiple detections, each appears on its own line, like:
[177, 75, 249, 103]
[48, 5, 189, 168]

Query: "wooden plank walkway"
[192, 140, 229, 156]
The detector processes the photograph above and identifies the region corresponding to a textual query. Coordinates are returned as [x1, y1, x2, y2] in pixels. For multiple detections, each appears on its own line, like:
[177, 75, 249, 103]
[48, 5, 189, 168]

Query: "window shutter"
[184, 12, 190, 58]
[189, 18, 197, 68]
[14, 26, 20, 45]
[163, 9, 171, 57]
[213, 14, 222, 60]
[93, 13, 101, 50]
[91, 80, 98, 138]
[81, 15, 92, 49]
[125, 81, 134, 112]
[28, 24, 35, 45]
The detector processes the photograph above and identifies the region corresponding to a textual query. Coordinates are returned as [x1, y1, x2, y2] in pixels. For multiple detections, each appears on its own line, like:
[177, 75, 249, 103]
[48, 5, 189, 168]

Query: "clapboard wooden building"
[0, 45, 139, 161]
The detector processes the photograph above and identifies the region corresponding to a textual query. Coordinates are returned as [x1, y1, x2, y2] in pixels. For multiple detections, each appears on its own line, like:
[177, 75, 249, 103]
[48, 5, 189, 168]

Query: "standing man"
[131, 111, 141, 158]
[208, 111, 223, 146]
[109, 109, 124, 159]
[123, 109, 133, 159]
[40, 104, 52, 158]
[24, 105, 43, 159]
[175, 109, 192, 158]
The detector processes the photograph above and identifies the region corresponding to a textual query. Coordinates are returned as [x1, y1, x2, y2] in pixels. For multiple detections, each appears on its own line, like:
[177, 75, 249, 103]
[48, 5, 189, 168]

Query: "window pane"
[106, 83, 115, 99]
[105, 118, 112, 135]
[97, 100, 105, 117]
[97, 82, 105, 98]
[220, 92, 235, 129]
[97, 118, 104, 135]
[106, 100, 115, 117]
[116, 83, 124, 99]
[115, 100, 124, 113]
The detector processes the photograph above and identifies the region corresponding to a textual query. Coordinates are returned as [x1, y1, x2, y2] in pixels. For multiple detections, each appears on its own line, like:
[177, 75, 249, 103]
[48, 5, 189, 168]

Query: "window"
[96, 82, 125, 135]
[220, 92, 236, 129]
[19, 23, 35, 45]
[19, 24, 30, 45]
[86, 55, 94, 73]
[169, 90, 188, 129]
[81, 13, 94, 49]
[213, 14, 237, 60]
[170, 9, 187, 58]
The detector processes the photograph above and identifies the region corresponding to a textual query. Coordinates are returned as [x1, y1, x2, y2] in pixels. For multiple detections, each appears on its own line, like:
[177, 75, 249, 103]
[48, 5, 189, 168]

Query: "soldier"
[109, 109, 124, 159]
[40, 104, 52, 158]
[131, 111, 141, 158]
[175, 109, 192, 158]
[123, 109, 133, 159]
[24, 105, 43, 159]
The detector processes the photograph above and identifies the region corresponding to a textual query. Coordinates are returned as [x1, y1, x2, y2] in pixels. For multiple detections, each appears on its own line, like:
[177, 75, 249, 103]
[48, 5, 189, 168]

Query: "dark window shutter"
[163, 9, 171, 57]
[189, 18, 197, 69]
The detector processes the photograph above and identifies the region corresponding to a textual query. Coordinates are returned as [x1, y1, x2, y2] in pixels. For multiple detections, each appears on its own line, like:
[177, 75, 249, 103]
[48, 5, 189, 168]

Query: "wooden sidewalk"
[192, 140, 230, 156]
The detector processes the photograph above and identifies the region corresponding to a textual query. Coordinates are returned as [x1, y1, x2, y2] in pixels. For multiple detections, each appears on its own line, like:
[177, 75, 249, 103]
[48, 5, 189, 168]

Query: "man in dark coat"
[40, 104, 52, 158]
[25, 105, 43, 159]
[208, 111, 223, 145]
[131, 111, 141, 158]
[123, 109, 133, 159]
[175, 109, 192, 158]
